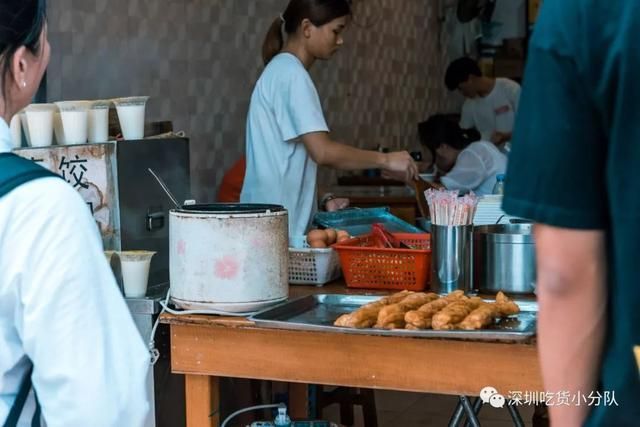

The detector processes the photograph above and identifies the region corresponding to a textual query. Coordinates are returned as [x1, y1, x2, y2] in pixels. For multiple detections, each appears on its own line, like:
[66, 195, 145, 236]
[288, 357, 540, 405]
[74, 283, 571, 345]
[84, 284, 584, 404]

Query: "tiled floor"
[322, 390, 537, 427]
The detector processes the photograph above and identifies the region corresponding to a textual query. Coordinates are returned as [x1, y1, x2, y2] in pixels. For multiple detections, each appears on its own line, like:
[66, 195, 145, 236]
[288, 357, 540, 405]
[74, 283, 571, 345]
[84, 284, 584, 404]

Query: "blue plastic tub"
[313, 207, 422, 236]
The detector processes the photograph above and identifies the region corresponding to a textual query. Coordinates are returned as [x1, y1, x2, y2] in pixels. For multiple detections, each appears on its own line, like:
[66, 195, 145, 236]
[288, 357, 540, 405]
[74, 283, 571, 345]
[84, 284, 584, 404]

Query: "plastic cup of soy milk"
[118, 250, 156, 298]
[113, 96, 149, 140]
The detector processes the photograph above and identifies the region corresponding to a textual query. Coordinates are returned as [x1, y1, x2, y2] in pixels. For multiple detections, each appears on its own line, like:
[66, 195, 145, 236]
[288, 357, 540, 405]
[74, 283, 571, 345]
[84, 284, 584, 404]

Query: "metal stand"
[448, 396, 480, 427]
[448, 396, 524, 427]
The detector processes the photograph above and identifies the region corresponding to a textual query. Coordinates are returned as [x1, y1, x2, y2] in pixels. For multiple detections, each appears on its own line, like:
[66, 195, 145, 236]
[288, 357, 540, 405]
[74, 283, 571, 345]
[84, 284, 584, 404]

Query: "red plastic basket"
[332, 233, 431, 291]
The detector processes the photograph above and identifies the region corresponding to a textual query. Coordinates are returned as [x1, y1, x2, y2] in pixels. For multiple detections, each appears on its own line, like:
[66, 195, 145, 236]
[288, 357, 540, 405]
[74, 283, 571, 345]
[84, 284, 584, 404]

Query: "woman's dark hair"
[419, 114, 480, 151]
[262, 0, 352, 65]
[444, 57, 482, 91]
[0, 0, 47, 96]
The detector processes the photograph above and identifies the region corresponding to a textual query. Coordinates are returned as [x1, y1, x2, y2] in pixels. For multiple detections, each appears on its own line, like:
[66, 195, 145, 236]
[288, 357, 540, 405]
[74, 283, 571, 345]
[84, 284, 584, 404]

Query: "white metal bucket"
[169, 204, 289, 313]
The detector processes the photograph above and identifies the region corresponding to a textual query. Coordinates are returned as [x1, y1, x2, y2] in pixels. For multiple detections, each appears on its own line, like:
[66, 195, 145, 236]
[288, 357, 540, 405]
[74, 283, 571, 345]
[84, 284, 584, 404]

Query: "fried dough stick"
[458, 292, 521, 330]
[431, 297, 484, 330]
[333, 290, 413, 328]
[374, 292, 439, 329]
[404, 290, 467, 329]
[495, 291, 520, 316]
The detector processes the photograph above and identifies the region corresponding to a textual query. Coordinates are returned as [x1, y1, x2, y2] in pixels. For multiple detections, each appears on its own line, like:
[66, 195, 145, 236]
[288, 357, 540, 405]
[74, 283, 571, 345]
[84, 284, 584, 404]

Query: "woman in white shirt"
[241, 0, 419, 238]
[0, 1, 149, 425]
[422, 115, 507, 196]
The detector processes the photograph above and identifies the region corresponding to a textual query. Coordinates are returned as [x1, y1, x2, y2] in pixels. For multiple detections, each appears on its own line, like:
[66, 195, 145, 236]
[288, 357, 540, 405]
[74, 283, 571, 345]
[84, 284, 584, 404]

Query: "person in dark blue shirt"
[503, 1, 640, 425]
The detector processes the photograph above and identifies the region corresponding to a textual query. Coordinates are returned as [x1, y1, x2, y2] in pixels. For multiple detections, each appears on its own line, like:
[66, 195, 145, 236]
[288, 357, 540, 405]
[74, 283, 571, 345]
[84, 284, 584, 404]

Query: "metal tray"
[250, 294, 537, 342]
[313, 207, 423, 236]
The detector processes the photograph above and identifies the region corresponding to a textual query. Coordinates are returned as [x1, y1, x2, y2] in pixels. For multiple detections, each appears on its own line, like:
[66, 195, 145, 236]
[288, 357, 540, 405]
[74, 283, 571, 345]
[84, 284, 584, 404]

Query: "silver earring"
[21, 81, 26, 88]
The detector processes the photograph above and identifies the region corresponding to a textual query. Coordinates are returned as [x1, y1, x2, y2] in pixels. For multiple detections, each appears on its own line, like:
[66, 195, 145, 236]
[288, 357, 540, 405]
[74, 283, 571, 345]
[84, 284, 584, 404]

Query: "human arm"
[301, 131, 419, 182]
[502, 9, 609, 426]
[11, 179, 150, 426]
[534, 225, 606, 427]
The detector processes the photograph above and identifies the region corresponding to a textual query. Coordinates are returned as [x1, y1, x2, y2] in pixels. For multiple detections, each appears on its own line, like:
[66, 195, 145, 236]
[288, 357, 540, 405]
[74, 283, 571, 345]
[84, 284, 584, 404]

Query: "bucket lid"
[174, 203, 286, 215]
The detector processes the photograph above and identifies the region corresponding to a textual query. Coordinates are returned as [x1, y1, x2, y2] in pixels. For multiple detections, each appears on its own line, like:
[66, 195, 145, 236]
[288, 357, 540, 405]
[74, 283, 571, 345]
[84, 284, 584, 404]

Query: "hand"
[382, 151, 419, 183]
[325, 197, 350, 212]
[491, 131, 510, 145]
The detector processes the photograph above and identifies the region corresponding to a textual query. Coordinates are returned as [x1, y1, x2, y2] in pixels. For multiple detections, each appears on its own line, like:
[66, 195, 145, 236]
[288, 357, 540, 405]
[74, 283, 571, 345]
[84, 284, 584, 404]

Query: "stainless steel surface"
[431, 225, 473, 294]
[125, 283, 168, 315]
[250, 294, 537, 342]
[148, 167, 180, 208]
[116, 138, 190, 288]
[473, 224, 536, 294]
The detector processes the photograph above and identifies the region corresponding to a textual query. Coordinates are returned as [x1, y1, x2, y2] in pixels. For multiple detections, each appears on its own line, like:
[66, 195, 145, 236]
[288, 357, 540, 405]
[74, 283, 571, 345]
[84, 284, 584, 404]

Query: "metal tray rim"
[249, 294, 537, 343]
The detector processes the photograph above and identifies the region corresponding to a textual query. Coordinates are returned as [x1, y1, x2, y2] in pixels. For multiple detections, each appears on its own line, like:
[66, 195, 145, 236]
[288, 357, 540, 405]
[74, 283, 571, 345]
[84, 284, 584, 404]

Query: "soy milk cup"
[25, 103, 56, 147]
[88, 100, 110, 143]
[113, 96, 149, 140]
[55, 101, 90, 145]
[118, 250, 156, 298]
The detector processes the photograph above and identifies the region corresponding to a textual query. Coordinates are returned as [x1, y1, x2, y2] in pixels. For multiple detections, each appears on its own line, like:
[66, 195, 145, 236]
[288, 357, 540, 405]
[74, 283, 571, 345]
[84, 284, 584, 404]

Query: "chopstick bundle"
[424, 189, 478, 226]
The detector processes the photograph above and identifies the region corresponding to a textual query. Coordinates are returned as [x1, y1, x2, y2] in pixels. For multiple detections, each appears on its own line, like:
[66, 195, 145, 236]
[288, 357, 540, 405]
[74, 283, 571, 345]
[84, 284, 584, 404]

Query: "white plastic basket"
[288, 239, 342, 286]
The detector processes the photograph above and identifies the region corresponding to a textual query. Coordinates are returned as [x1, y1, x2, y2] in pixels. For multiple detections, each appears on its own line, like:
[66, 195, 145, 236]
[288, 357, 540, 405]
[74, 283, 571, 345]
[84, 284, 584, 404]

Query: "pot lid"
[175, 203, 286, 215]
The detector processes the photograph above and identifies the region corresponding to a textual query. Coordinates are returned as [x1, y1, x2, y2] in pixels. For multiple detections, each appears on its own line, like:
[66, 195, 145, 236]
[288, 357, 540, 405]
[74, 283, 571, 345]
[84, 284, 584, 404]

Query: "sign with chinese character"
[14, 143, 119, 249]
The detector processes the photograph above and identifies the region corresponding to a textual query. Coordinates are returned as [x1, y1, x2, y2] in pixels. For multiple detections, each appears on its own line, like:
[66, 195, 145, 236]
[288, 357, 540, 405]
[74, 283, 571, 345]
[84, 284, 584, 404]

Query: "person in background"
[217, 155, 349, 211]
[503, 1, 640, 425]
[0, 1, 150, 426]
[240, 0, 418, 238]
[421, 115, 506, 196]
[217, 156, 246, 203]
[445, 57, 520, 150]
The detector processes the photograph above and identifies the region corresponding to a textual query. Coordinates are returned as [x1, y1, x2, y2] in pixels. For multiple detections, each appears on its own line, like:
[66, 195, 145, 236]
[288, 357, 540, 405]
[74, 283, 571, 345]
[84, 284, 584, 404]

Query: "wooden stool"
[315, 386, 378, 427]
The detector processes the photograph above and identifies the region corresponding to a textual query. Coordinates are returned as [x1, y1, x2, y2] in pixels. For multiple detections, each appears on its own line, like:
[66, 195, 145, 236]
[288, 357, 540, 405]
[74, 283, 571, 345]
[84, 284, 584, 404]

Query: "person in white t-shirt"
[445, 57, 521, 149]
[421, 115, 507, 196]
[0, 2, 150, 426]
[241, 0, 419, 238]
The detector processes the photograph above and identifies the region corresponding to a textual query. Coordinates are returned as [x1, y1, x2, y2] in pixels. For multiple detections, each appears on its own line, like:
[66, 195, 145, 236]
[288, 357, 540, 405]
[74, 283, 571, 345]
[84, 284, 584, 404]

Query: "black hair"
[444, 57, 482, 91]
[418, 114, 480, 151]
[262, 0, 352, 65]
[0, 0, 47, 97]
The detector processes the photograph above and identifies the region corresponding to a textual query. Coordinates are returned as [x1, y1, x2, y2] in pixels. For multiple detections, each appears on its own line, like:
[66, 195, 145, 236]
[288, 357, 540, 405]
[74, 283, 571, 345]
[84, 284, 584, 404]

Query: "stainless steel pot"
[473, 224, 536, 294]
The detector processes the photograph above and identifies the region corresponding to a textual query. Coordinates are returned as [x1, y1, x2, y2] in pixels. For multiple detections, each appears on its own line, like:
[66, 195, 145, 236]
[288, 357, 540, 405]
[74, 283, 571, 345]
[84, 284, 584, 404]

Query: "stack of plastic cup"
[25, 103, 56, 147]
[113, 96, 149, 140]
[54, 101, 90, 145]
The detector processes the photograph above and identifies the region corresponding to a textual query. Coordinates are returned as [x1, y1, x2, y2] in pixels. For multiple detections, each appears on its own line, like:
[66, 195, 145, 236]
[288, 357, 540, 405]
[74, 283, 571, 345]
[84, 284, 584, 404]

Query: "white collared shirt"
[459, 78, 521, 141]
[0, 118, 150, 426]
[441, 141, 508, 196]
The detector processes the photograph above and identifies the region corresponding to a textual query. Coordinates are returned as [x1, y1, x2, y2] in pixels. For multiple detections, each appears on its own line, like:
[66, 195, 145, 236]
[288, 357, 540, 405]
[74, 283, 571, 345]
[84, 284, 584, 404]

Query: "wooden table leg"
[185, 375, 219, 427]
[288, 382, 310, 419]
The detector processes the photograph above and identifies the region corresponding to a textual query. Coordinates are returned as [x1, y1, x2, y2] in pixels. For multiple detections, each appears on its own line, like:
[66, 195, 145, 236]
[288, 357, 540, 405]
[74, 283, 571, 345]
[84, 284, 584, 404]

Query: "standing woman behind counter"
[241, 0, 419, 237]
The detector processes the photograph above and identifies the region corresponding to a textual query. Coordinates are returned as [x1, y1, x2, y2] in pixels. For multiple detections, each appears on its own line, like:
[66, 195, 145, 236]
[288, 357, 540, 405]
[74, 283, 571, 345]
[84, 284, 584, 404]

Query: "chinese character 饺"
[58, 155, 89, 189]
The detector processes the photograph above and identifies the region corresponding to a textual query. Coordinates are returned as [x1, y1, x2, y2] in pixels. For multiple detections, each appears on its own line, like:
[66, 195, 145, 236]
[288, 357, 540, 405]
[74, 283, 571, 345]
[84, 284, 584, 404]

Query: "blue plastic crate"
[313, 207, 422, 236]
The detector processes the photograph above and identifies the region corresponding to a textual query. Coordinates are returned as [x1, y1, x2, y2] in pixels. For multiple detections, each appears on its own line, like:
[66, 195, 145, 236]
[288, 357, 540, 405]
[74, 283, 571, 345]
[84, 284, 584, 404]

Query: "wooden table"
[161, 283, 543, 427]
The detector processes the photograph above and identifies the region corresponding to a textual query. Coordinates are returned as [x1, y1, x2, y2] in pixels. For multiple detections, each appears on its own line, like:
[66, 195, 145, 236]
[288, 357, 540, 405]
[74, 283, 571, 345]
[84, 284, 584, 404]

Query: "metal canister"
[473, 224, 536, 294]
[169, 203, 289, 313]
[430, 224, 473, 294]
